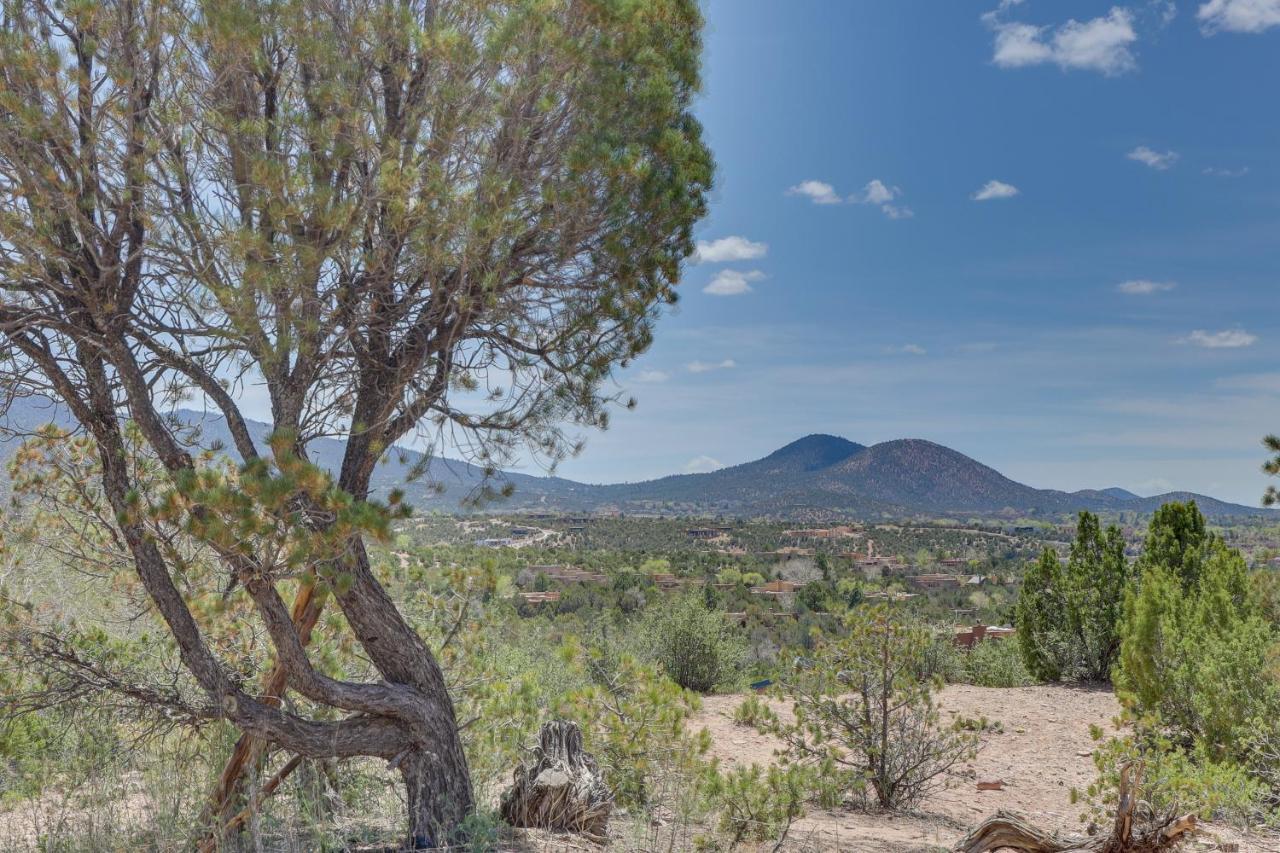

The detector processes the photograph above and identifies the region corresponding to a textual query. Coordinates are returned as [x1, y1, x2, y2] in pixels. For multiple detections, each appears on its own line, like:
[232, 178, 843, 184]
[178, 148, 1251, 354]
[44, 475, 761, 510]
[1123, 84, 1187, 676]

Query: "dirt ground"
[675, 683, 1277, 853]
[4, 684, 1275, 851]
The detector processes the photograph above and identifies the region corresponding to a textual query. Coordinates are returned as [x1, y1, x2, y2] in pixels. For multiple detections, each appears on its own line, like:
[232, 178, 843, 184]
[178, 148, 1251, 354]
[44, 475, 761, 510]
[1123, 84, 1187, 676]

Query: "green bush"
[645, 594, 746, 693]
[762, 607, 978, 811]
[700, 762, 809, 847]
[558, 639, 710, 809]
[732, 694, 770, 727]
[1083, 731, 1270, 827]
[1017, 511, 1133, 683]
[963, 637, 1033, 687]
[1117, 503, 1279, 758]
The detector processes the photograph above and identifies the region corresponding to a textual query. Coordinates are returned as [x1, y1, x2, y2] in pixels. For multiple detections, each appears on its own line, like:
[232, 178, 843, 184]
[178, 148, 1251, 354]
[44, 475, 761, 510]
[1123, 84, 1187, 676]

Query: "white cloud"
[972, 179, 1020, 201]
[1127, 146, 1179, 170]
[787, 180, 842, 205]
[1198, 0, 1280, 33]
[693, 236, 768, 264]
[1117, 279, 1176, 295]
[633, 369, 670, 383]
[704, 269, 764, 296]
[986, 7, 1138, 75]
[687, 359, 737, 373]
[861, 179, 897, 205]
[853, 179, 913, 219]
[1203, 165, 1250, 177]
[683, 455, 725, 474]
[1185, 329, 1258, 348]
[887, 343, 928, 356]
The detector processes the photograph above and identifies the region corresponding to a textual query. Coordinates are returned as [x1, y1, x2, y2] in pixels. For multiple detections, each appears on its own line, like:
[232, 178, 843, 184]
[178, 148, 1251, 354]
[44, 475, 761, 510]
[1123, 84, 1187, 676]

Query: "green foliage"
[1117, 507, 1278, 758]
[1017, 511, 1131, 682]
[1018, 549, 1071, 682]
[1136, 501, 1212, 588]
[954, 714, 1003, 734]
[557, 639, 710, 810]
[731, 694, 770, 728]
[962, 637, 1033, 688]
[1082, 732, 1270, 826]
[795, 580, 831, 612]
[644, 594, 745, 693]
[761, 607, 978, 810]
[700, 762, 809, 846]
[1078, 501, 1280, 830]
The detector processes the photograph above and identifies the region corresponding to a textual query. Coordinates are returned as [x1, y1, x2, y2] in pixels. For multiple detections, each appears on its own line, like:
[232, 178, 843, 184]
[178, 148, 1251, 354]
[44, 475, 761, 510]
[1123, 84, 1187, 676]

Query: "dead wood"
[955, 764, 1197, 853]
[500, 720, 612, 843]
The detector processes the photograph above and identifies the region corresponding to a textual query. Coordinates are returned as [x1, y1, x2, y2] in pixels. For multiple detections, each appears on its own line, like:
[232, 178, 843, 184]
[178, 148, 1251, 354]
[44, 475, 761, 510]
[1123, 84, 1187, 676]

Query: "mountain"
[1100, 487, 1142, 501]
[0, 397, 1268, 519]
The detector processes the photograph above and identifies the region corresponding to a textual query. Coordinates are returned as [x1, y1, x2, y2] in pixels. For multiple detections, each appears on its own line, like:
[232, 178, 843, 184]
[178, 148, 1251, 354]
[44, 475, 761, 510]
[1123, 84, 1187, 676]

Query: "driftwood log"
[500, 720, 612, 842]
[955, 764, 1197, 853]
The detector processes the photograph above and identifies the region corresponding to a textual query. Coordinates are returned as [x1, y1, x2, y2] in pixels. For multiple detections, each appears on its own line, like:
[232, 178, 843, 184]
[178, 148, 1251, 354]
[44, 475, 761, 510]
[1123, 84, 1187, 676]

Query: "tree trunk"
[401, 742, 475, 849]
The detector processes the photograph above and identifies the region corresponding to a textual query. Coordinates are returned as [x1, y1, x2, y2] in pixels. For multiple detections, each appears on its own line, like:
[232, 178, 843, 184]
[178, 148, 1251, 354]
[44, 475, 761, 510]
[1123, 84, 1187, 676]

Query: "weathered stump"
[500, 720, 612, 842]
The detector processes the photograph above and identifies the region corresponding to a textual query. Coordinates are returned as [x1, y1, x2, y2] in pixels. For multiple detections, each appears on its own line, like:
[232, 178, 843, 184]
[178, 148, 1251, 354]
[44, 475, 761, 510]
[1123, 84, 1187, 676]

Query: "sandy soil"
[5, 683, 1274, 851]
[678, 684, 1276, 853]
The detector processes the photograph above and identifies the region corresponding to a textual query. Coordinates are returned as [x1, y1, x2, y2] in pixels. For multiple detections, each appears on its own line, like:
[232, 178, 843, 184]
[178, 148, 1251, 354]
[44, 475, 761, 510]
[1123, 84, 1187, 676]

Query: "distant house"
[527, 564, 609, 585]
[863, 590, 918, 602]
[518, 591, 562, 605]
[940, 558, 966, 567]
[965, 575, 986, 586]
[954, 624, 1016, 649]
[476, 537, 514, 548]
[686, 528, 720, 540]
[750, 579, 801, 599]
[650, 572, 687, 591]
[907, 573, 961, 590]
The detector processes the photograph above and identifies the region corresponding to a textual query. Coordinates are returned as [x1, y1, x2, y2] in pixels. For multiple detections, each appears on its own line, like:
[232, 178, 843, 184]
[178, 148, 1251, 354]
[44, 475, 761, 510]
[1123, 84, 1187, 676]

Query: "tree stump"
[500, 720, 612, 842]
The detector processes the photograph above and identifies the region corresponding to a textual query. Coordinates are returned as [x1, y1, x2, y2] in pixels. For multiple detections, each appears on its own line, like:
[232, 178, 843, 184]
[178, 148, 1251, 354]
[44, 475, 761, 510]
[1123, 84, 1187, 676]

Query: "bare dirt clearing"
[681, 683, 1274, 853]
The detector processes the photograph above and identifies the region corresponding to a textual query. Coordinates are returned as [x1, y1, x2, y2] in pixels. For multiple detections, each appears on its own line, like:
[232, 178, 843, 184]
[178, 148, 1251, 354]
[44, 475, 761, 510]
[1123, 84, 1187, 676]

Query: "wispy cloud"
[855, 179, 913, 219]
[1184, 329, 1258, 348]
[1127, 146, 1179, 170]
[693, 236, 768, 263]
[704, 269, 764, 296]
[972, 179, 1020, 201]
[633, 370, 670, 383]
[984, 5, 1139, 75]
[1198, 0, 1280, 33]
[1203, 165, 1250, 177]
[683, 455, 725, 474]
[886, 343, 928, 356]
[786, 178, 912, 218]
[786, 180, 842, 205]
[1117, 279, 1176, 295]
[687, 359, 737, 373]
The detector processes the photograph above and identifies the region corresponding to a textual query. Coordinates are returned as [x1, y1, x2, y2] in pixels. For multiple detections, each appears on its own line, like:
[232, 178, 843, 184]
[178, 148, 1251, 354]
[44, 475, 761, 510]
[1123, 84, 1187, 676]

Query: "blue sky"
[541, 0, 1280, 505]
